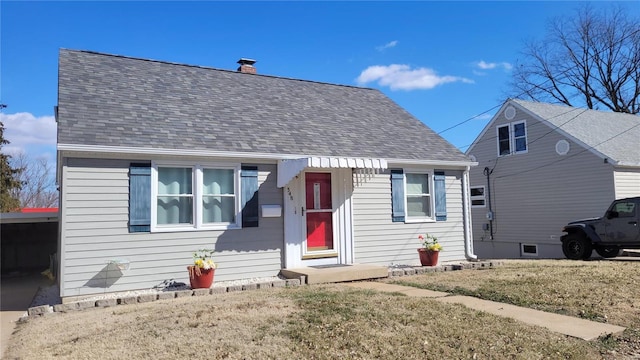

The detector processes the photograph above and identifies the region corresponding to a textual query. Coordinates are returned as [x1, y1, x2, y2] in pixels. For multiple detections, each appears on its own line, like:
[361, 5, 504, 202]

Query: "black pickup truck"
[561, 197, 640, 260]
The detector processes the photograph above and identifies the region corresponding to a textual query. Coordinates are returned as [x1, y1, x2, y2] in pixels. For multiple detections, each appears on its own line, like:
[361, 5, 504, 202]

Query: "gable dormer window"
[497, 120, 527, 156]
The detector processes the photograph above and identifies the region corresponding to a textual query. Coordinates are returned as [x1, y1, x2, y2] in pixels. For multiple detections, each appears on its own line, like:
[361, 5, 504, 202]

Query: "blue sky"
[1, 1, 635, 163]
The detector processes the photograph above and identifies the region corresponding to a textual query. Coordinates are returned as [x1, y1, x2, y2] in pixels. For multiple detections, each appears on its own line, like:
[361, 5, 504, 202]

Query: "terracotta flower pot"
[417, 248, 439, 266]
[188, 266, 215, 289]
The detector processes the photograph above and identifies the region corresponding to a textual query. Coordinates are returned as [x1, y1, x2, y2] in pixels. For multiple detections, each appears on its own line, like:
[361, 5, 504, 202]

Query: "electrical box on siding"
[261, 205, 282, 218]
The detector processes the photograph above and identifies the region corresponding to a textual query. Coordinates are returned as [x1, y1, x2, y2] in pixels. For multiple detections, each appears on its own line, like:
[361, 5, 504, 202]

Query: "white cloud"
[475, 60, 513, 72]
[472, 113, 492, 120]
[356, 64, 474, 91]
[375, 40, 398, 52]
[477, 60, 497, 70]
[1, 112, 56, 156]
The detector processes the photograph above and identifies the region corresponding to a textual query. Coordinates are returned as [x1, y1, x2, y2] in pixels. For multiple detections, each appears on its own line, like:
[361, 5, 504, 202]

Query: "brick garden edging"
[24, 261, 501, 319]
[387, 260, 501, 277]
[24, 278, 301, 318]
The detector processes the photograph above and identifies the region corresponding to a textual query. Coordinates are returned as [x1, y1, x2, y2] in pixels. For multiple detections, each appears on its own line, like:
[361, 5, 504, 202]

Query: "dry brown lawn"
[5, 259, 639, 359]
[388, 259, 640, 358]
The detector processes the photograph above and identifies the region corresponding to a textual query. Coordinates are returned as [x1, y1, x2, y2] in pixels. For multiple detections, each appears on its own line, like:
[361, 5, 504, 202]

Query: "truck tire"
[562, 234, 593, 260]
[595, 246, 621, 258]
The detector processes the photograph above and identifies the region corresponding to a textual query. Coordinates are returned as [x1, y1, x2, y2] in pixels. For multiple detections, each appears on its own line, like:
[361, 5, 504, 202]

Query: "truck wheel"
[562, 234, 592, 260]
[595, 246, 621, 258]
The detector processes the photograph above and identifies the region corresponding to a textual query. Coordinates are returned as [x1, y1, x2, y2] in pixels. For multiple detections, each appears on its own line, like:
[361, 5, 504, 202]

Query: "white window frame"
[404, 170, 435, 223]
[151, 161, 241, 232]
[520, 243, 538, 257]
[497, 124, 511, 156]
[470, 185, 486, 208]
[497, 120, 528, 157]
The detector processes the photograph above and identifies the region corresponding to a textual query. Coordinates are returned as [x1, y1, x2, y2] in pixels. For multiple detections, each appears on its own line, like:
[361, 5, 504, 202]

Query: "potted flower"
[417, 234, 442, 266]
[187, 249, 217, 289]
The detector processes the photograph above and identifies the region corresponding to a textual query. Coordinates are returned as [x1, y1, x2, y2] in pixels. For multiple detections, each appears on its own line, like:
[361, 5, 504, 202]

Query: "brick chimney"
[237, 58, 257, 74]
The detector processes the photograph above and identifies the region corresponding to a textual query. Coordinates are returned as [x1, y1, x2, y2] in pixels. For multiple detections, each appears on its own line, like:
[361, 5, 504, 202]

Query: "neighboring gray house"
[56, 49, 476, 300]
[466, 99, 640, 259]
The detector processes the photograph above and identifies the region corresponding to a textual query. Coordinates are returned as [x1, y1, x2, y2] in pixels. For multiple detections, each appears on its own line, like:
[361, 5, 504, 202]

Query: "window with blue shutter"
[434, 171, 447, 221]
[390, 169, 405, 222]
[241, 166, 259, 227]
[129, 163, 151, 233]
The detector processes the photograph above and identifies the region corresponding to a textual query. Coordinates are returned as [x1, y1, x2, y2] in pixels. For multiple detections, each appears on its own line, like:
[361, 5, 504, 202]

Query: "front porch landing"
[280, 264, 389, 285]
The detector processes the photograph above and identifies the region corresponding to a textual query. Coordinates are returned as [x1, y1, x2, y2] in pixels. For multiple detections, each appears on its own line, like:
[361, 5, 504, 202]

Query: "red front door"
[305, 173, 334, 252]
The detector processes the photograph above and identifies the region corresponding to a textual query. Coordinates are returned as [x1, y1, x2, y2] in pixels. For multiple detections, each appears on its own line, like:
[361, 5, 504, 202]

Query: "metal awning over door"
[277, 157, 388, 188]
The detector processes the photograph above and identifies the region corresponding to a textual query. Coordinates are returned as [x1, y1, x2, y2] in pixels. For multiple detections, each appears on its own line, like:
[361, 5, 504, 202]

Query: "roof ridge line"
[60, 48, 377, 92]
[512, 98, 639, 118]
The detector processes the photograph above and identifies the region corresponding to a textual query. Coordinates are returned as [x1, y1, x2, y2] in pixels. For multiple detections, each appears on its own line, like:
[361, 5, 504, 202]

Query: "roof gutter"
[613, 161, 640, 169]
[462, 166, 478, 261]
[386, 158, 477, 167]
[57, 144, 477, 167]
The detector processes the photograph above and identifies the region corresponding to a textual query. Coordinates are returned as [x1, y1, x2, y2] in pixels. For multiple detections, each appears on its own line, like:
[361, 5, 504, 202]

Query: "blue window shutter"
[129, 163, 151, 232]
[434, 171, 447, 221]
[241, 166, 259, 227]
[391, 169, 405, 222]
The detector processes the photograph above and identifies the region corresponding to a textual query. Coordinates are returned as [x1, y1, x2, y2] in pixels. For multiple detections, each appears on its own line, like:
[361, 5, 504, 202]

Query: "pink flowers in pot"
[418, 234, 442, 252]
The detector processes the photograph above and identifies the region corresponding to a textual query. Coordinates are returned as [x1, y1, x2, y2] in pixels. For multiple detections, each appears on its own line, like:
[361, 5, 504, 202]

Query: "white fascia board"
[57, 144, 476, 167]
[0, 212, 59, 224]
[614, 162, 640, 169]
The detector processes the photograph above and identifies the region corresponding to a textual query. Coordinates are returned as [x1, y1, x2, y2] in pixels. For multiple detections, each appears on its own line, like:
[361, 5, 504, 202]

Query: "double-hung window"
[202, 168, 236, 224]
[498, 125, 511, 156]
[405, 172, 433, 221]
[497, 120, 527, 156]
[152, 162, 240, 231]
[513, 122, 527, 153]
[391, 169, 446, 223]
[157, 167, 194, 225]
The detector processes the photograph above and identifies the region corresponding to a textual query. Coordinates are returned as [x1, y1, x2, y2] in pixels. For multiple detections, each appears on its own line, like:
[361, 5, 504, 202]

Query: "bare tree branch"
[10, 152, 58, 208]
[509, 4, 640, 114]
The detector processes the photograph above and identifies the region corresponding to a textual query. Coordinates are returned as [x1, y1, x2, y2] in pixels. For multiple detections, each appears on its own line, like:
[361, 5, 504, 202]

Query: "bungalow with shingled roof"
[56, 49, 477, 300]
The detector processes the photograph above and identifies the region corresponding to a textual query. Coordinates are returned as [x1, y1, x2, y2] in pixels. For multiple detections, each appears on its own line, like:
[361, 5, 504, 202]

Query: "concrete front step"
[280, 264, 389, 284]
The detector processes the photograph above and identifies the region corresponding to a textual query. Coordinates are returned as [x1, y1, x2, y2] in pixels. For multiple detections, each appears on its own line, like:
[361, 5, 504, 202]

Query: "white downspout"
[462, 166, 478, 261]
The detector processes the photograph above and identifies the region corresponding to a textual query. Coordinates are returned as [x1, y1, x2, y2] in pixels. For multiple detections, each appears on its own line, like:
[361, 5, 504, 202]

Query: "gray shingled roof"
[512, 99, 640, 166]
[57, 49, 467, 163]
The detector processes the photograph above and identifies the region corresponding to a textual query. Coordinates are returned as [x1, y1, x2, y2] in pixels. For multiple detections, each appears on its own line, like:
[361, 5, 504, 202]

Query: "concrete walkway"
[343, 282, 625, 341]
[1, 273, 54, 357]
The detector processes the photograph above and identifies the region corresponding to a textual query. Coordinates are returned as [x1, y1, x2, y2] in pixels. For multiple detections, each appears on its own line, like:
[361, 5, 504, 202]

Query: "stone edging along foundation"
[24, 260, 501, 319]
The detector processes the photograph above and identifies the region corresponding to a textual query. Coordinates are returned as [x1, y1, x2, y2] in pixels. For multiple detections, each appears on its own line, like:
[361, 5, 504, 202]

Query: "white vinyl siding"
[614, 169, 640, 199]
[352, 169, 466, 266]
[59, 158, 283, 299]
